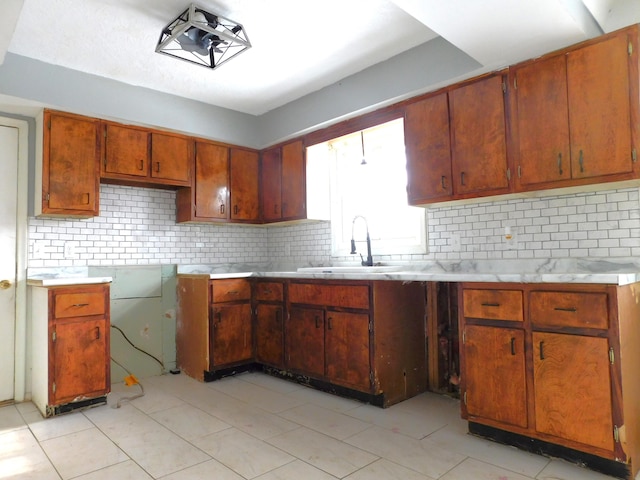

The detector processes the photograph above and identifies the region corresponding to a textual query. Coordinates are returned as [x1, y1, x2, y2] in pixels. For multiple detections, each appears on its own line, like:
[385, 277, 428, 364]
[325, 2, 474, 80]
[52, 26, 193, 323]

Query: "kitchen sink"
[296, 265, 404, 274]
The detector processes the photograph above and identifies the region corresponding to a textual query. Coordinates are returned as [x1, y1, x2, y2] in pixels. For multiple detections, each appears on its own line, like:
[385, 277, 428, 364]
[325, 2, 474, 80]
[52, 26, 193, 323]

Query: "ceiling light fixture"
[156, 4, 250, 70]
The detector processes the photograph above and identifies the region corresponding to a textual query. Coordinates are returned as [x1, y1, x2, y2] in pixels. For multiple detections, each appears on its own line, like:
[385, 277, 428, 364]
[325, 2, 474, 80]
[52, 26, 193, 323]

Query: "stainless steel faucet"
[350, 215, 374, 266]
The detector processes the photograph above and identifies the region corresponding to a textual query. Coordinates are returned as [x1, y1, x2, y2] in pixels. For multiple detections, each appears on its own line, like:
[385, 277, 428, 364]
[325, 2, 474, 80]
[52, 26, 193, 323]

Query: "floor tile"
[208, 376, 306, 413]
[237, 372, 306, 394]
[346, 425, 466, 479]
[440, 457, 532, 480]
[0, 404, 27, 433]
[72, 460, 153, 479]
[40, 427, 128, 479]
[346, 402, 448, 439]
[0, 428, 61, 479]
[427, 424, 549, 477]
[150, 403, 231, 442]
[344, 458, 437, 480]
[111, 381, 184, 414]
[267, 426, 378, 478]
[537, 458, 627, 480]
[254, 459, 339, 479]
[158, 458, 245, 480]
[26, 410, 94, 442]
[289, 386, 364, 413]
[278, 403, 371, 440]
[222, 405, 300, 440]
[194, 427, 295, 479]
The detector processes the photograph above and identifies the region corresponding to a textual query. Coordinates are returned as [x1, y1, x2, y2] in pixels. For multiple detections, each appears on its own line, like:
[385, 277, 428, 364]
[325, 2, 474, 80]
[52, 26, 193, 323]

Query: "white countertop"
[27, 276, 113, 287]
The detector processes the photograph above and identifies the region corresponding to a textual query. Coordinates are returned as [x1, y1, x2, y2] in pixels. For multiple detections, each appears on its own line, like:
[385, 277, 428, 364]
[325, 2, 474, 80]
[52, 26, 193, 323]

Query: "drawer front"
[530, 291, 608, 329]
[211, 279, 251, 303]
[463, 289, 523, 321]
[289, 283, 370, 309]
[53, 289, 107, 318]
[255, 282, 284, 302]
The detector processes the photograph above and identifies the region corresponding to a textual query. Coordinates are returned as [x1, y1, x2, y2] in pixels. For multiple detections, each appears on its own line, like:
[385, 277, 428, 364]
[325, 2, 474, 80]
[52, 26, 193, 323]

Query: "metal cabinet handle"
[539, 341, 545, 360]
[441, 176, 447, 189]
[156, 161, 161, 173]
[220, 204, 225, 214]
[95, 326, 101, 340]
[554, 307, 577, 312]
[327, 317, 333, 330]
[557, 152, 563, 175]
[138, 159, 144, 171]
[315, 315, 320, 329]
[227, 290, 239, 295]
[579, 150, 584, 173]
[83, 193, 90, 205]
[481, 302, 501, 307]
[460, 171, 466, 186]
[510, 337, 516, 355]
[234, 205, 239, 215]
[72, 303, 89, 307]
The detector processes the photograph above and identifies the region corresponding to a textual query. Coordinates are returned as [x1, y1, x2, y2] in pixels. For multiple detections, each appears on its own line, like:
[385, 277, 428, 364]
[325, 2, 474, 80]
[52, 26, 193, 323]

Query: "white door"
[0, 124, 19, 402]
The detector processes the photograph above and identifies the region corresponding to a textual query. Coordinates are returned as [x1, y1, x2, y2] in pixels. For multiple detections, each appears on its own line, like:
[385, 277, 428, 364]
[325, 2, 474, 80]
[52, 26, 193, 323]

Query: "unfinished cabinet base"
[470, 422, 630, 480]
[47, 395, 107, 417]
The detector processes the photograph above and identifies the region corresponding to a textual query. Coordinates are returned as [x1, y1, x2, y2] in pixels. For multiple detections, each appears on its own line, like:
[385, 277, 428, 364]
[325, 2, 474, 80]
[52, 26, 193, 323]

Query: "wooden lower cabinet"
[30, 283, 111, 416]
[325, 311, 370, 392]
[210, 303, 252, 366]
[287, 306, 325, 378]
[460, 282, 640, 479]
[254, 281, 285, 368]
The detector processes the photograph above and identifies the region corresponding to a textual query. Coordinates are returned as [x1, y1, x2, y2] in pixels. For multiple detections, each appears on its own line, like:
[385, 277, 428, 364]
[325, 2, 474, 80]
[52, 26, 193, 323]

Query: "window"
[306, 118, 427, 260]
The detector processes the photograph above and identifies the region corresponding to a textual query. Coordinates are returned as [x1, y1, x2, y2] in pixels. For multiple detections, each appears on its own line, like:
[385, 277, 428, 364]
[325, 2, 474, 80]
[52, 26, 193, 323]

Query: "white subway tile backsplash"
[27, 185, 640, 268]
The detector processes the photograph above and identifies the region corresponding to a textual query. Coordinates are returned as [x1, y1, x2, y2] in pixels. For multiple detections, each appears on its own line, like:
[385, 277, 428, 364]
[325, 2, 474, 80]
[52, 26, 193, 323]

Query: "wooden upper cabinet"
[150, 133, 191, 184]
[177, 140, 229, 222]
[513, 27, 637, 188]
[281, 140, 306, 219]
[404, 92, 453, 204]
[103, 122, 191, 187]
[261, 147, 282, 221]
[229, 148, 260, 221]
[449, 74, 510, 196]
[512, 54, 571, 186]
[41, 110, 101, 217]
[567, 32, 634, 179]
[261, 140, 306, 223]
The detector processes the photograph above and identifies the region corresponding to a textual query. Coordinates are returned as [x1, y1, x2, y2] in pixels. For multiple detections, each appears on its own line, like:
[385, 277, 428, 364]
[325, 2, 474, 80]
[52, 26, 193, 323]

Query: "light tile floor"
[0, 372, 631, 479]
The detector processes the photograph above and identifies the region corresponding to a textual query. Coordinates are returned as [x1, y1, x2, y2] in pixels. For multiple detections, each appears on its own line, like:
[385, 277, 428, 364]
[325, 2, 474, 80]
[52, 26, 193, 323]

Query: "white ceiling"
[2, 0, 639, 116]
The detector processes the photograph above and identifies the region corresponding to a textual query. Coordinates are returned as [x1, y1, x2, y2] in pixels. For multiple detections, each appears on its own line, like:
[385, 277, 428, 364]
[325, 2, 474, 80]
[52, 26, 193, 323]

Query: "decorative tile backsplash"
[27, 184, 640, 268]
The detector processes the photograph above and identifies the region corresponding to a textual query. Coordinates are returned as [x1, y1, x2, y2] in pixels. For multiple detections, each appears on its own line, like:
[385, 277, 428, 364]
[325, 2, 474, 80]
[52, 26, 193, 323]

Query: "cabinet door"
[256, 304, 284, 367]
[194, 141, 229, 220]
[150, 133, 191, 185]
[450, 75, 509, 195]
[513, 55, 571, 186]
[51, 318, 109, 405]
[286, 307, 324, 377]
[463, 325, 527, 428]
[533, 332, 614, 451]
[325, 312, 370, 391]
[404, 93, 453, 203]
[261, 147, 282, 221]
[230, 148, 260, 221]
[281, 140, 306, 219]
[104, 123, 149, 178]
[567, 32, 633, 179]
[44, 112, 100, 216]
[210, 303, 252, 367]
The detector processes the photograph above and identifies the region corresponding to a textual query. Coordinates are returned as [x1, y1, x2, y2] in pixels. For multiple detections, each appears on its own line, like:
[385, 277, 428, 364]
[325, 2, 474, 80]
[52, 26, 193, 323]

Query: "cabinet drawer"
[210, 279, 251, 303]
[463, 289, 523, 321]
[289, 283, 370, 309]
[53, 289, 107, 319]
[255, 282, 284, 302]
[530, 291, 608, 329]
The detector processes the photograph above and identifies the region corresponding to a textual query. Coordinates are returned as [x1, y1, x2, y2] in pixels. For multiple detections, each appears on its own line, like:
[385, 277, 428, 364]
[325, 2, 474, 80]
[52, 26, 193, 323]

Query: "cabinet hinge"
[609, 347, 615, 365]
[462, 329, 466, 344]
[369, 371, 374, 386]
[506, 168, 511, 181]
[52, 382, 56, 393]
[463, 391, 467, 406]
[368, 320, 373, 332]
[614, 425, 620, 443]
[629, 41, 633, 56]
[513, 77, 517, 90]
[633, 148, 637, 163]
[502, 81, 506, 94]
[52, 330, 56, 342]
[45, 192, 50, 202]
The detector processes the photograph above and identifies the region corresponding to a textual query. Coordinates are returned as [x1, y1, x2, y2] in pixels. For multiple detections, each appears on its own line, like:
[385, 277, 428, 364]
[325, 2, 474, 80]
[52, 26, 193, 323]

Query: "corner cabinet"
[36, 110, 101, 217]
[261, 140, 306, 223]
[30, 283, 111, 416]
[459, 282, 640, 480]
[176, 275, 253, 381]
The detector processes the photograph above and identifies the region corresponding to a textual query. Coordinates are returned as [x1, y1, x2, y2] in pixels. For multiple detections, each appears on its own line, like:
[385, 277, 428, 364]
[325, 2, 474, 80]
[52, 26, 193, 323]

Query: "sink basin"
[296, 266, 404, 274]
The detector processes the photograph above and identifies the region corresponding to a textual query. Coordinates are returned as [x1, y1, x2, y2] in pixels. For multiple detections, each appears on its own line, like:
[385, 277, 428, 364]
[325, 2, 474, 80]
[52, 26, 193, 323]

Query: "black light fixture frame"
[156, 3, 250, 69]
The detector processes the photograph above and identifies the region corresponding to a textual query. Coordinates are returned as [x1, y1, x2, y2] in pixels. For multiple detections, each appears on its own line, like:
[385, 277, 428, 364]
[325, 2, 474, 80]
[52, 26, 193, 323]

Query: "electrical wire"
[110, 324, 166, 372]
[110, 355, 145, 408]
